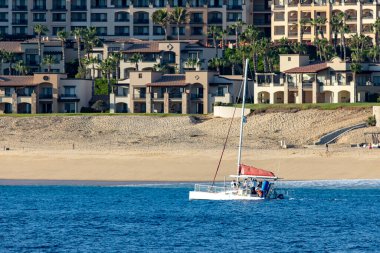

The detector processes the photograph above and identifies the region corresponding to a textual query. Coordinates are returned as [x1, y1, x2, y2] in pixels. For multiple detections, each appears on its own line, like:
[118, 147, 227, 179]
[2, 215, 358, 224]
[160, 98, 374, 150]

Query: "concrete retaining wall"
[374, 106, 380, 127]
[213, 106, 251, 118]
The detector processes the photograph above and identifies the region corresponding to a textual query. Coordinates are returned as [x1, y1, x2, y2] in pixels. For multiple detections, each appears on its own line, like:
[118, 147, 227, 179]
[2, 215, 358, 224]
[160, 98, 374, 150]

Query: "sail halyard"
[237, 58, 249, 176]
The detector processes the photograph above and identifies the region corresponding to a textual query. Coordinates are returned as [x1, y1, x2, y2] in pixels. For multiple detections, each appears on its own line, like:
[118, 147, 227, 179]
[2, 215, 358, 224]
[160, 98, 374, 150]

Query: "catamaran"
[189, 59, 282, 201]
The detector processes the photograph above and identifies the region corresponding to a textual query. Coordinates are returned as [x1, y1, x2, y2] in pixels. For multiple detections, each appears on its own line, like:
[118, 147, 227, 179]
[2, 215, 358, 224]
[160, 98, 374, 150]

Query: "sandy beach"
[0, 109, 379, 182]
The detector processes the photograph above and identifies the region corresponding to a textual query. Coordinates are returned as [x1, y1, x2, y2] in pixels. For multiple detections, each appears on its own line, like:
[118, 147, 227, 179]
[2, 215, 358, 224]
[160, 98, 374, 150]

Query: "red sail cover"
[239, 164, 275, 177]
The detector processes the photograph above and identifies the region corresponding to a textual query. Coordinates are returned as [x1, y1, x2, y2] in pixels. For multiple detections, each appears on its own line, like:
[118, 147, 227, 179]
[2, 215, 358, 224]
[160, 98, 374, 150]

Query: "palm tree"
[82, 27, 100, 58]
[335, 12, 349, 61]
[169, 7, 189, 41]
[0, 49, 5, 75]
[43, 55, 57, 72]
[153, 63, 169, 73]
[243, 25, 260, 75]
[110, 52, 123, 81]
[299, 18, 309, 43]
[185, 57, 201, 70]
[350, 62, 361, 101]
[14, 61, 29, 75]
[316, 17, 327, 39]
[229, 20, 245, 49]
[208, 57, 225, 74]
[99, 57, 115, 94]
[226, 52, 241, 75]
[129, 53, 143, 71]
[57, 30, 68, 73]
[71, 27, 86, 69]
[83, 56, 100, 96]
[219, 29, 228, 49]
[372, 18, 380, 47]
[368, 45, 380, 62]
[208, 25, 221, 57]
[3, 52, 16, 75]
[33, 24, 49, 72]
[330, 14, 341, 54]
[152, 9, 170, 40]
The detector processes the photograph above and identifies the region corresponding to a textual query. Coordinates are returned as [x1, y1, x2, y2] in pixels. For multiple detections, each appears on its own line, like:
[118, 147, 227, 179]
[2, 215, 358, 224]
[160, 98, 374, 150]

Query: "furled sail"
[239, 164, 275, 177]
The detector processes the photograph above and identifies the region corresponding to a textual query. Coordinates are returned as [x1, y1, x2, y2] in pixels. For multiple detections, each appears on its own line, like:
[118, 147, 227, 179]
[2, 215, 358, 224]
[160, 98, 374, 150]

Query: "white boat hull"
[189, 190, 265, 201]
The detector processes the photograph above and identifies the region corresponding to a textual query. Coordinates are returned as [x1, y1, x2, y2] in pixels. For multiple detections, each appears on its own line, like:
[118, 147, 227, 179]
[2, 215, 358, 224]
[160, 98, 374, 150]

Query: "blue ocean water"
[1, 181, 380, 252]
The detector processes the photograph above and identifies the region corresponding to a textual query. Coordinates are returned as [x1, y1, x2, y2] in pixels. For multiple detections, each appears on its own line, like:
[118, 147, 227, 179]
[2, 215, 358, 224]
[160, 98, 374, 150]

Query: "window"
[373, 76, 380, 86]
[63, 86, 76, 96]
[153, 26, 164, 35]
[172, 27, 185, 36]
[95, 27, 107, 35]
[71, 12, 87, 22]
[217, 86, 227, 96]
[0, 12, 8, 22]
[91, 13, 107, 22]
[115, 26, 129, 35]
[139, 73, 142, 78]
[288, 57, 291, 61]
[191, 27, 203, 35]
[52, 27, 65, 35]
[0, 26, 8, 35]
[133, 26, 149, 36]
[52, 13, 66, 22]
[64, 103, 76, 113]
[33, 13, 46, 22]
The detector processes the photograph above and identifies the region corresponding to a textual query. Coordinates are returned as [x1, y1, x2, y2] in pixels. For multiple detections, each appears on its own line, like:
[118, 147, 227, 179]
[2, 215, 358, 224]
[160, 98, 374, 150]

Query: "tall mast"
[237, 58, 249, 176]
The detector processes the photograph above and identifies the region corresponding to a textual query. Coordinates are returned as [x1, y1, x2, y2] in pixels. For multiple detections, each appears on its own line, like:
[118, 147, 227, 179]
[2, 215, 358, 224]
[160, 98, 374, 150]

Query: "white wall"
[213, 106, 251, 118]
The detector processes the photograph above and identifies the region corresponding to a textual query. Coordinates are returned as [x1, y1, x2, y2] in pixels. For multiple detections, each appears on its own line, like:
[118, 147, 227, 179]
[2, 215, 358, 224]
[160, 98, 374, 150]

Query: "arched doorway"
[18, 103, 32, 114]
[0, 102, 12, 113]
[116, 102, 128, 113]
[338, 90, 350, 103]
[257, 91, 270, 104]
[274, 91, 284, 104]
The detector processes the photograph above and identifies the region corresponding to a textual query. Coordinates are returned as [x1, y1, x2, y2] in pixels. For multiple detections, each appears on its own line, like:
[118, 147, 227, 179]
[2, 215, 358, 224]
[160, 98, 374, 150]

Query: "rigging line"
[211, 78, 244, 186]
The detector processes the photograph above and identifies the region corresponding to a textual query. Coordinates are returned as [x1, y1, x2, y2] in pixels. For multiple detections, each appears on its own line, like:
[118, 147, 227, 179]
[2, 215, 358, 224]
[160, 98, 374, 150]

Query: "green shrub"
[366, 115, 376, 126]
[91, 100, 108, 112]
[94, 78, 116, 95]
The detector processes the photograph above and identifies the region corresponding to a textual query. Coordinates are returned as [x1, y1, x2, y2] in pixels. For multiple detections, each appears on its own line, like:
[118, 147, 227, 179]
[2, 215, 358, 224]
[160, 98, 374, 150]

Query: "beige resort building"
[0, 0, 252, 44]
[0, 73, 92, 114]
[271, 0, 379, 43]
[110, 70, 252, 114]
[254, 54, 380, 104]
[89, 40, 223, 79]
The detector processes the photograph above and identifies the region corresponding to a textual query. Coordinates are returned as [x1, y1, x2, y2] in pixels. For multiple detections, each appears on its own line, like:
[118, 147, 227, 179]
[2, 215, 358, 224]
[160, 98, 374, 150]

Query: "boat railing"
[194, 184, 232, 193]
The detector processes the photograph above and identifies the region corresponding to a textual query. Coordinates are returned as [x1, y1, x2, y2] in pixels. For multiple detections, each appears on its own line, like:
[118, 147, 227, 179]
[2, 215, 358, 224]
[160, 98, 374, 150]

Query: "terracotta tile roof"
[0, 42, 22, 53]
[284, 63, 328, 74]
[147, 74, 188, 87]
[0, 76, 37, 87]
[123, 42, 161, 53]
[25, 38, 61, 46]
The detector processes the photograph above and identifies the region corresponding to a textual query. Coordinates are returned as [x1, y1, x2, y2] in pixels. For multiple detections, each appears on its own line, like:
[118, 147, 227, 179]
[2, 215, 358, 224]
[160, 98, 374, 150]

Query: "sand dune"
[0, 109, 379, 181]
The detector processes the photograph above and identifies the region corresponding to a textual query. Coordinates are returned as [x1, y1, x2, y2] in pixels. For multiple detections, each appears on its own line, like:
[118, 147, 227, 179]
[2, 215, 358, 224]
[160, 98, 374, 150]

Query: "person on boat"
[243, 179, 248, 189]
[255, 182, 263, 197]
[230, 180, 237, 189]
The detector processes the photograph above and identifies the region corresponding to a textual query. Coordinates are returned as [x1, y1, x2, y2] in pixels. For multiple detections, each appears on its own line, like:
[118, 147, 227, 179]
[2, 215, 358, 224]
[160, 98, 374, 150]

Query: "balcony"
[91, 4, 107, 8]
[190, 18, 203, 24]
[227, 5, 242, 9]
[208, 18, 223, 24]
[51, 6, 67, 11]
[12, 5, 28, 11]
[134, 1, 150, 7]
[134, 19, 149, 24]
[39, 94, 53, 99]
[32, 6, 47, 11]
[12, 20, 28, 25]
[115, 17, 130, 22]
[133, 93, 146, 99]
[71, 5, 87, 11]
